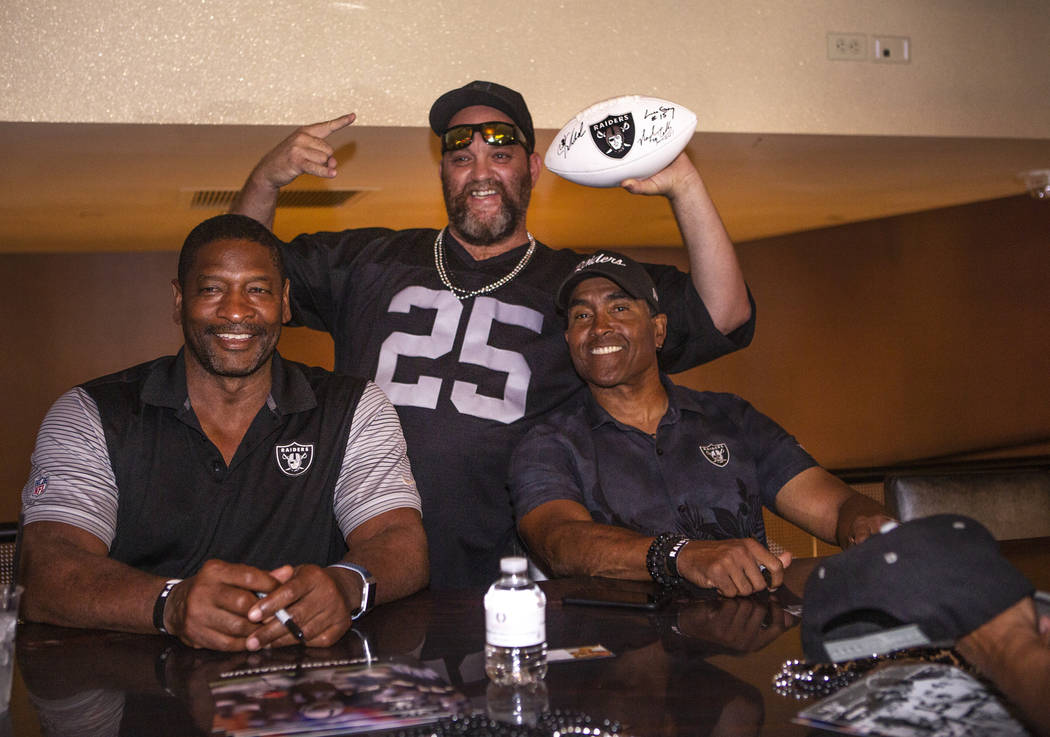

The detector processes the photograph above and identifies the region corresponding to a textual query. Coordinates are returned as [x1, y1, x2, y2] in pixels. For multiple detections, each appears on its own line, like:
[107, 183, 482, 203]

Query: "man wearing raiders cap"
[509, 251, 893, 597]
[19, 214, 426, 651]
[229, 81, 755, 588]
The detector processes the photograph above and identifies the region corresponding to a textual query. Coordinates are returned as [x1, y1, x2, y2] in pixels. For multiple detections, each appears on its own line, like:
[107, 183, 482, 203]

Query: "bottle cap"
[500, 556, 528, 574]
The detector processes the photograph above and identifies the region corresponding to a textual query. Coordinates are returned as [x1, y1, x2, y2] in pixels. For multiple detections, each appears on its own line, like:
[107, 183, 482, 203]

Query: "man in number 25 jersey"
[231, 81, 756, 588]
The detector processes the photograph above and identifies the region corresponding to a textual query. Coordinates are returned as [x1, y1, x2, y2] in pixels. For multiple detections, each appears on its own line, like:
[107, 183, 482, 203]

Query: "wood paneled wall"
[3, 196, 1048, 526]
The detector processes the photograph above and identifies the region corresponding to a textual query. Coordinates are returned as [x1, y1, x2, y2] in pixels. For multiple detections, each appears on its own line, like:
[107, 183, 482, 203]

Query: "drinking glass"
[0, 585, 23, 713]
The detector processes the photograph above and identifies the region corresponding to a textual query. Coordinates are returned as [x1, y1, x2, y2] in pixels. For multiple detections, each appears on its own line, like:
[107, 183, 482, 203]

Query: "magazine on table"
[795, 662, 1028, 737]
[210, 655, 470, 736]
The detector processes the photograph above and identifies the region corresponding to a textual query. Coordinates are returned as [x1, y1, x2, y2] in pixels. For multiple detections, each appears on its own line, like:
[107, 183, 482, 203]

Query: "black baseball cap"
[556, 251, 660, 313]
[429, 80, 535, 154]
[801, 514, 1034, 663]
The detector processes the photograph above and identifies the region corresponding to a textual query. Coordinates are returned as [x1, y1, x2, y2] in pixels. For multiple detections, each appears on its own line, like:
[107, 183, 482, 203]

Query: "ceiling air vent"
[185, 189, 366, 209]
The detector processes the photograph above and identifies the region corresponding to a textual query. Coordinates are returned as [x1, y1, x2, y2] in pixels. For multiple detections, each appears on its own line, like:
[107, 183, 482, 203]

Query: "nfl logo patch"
[275, 442, 314, 477]
[699, 443, 730, 468]
[32, 475, 48, 497]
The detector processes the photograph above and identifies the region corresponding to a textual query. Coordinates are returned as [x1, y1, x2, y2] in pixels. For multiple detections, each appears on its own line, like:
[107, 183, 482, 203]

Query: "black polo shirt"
[509, 375, 817, 545]
[83, 350, 366, 578]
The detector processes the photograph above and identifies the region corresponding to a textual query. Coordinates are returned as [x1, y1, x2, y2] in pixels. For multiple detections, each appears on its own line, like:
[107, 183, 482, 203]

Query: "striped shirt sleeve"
[333, 381, 422, 538]
[21, 387, 119, 548]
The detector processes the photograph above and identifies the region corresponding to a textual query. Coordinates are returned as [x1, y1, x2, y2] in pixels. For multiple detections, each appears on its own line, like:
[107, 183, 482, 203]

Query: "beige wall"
[4, 195, 1048, 523]
[4, 2, 1050, 138]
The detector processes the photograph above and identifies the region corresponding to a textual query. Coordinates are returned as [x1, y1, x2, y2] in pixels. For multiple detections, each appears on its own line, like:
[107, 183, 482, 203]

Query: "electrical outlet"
[827, 33, 867, 61]
[873, 35, 910, 63]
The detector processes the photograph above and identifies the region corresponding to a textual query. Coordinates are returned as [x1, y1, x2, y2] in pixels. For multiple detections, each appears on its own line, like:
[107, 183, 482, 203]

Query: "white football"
[544, 95, 698, 188]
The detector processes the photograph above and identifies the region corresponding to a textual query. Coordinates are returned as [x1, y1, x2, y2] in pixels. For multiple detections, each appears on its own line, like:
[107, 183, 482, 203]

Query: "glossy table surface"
[7, 537, 1049, 736]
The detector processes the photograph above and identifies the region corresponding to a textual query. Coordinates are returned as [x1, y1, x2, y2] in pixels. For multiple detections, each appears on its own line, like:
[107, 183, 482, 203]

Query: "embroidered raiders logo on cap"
[555, 250, 659, 313]
[590, 112, 634, 159]
[699, 442, 730, 467]
[275, 442, 314, 477]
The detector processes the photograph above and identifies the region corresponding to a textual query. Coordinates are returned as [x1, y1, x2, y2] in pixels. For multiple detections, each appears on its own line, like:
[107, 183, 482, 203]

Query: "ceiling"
[2, 121, 1048, 253]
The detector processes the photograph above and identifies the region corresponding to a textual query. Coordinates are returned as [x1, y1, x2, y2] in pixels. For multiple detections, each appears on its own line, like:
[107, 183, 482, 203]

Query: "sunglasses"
[441, 121, 531, 154]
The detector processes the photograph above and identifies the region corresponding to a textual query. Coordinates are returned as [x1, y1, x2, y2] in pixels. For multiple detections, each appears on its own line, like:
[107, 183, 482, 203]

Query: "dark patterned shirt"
[509, 375, 816, 545]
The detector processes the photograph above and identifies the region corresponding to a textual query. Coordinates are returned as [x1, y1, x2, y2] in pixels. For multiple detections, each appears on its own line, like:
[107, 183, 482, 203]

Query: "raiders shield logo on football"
[276, 441, 314, 477]
[699, 442, 730, 467]
[590, 113, 634, 159]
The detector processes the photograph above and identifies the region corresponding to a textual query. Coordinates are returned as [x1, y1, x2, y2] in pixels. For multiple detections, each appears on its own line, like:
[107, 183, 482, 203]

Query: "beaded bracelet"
[646, 532, 686, 587]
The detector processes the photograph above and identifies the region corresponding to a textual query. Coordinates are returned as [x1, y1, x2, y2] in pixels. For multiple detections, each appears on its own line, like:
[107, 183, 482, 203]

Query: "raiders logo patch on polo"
[276, 442, 314, 477]
[699, 442, 730, 468]
[590, 112, 634, 159]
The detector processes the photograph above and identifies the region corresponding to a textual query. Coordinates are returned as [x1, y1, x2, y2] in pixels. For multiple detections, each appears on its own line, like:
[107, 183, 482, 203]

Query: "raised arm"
[230, 114, 356, 228]
[621, 152, 751, 335]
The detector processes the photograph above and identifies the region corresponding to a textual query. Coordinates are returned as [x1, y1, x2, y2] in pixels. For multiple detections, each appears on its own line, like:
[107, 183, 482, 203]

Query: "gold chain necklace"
[433, 227, 537, 300]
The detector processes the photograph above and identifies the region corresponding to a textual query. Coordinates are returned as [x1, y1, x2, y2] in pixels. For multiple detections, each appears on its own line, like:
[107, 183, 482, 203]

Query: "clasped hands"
[163, 560, 358, 651]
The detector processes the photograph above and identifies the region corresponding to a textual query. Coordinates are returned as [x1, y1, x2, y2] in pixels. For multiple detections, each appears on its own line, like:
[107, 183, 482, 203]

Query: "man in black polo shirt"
[509, 251, 893, 596]
[19, 214, 427, 651]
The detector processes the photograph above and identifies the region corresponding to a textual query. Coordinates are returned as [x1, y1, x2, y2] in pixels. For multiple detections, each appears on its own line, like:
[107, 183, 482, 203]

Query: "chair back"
[884, 470, 1050, 541]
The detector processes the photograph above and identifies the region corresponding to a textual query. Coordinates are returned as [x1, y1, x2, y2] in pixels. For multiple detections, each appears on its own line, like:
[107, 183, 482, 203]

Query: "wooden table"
[7, 538, 1049, 736]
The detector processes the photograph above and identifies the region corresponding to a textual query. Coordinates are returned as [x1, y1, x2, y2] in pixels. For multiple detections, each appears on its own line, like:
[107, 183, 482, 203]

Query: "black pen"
[255, 591, 306, 643]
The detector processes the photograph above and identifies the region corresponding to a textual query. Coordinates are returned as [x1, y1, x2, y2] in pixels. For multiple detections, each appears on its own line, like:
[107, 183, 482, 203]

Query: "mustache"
[454, 177, 507, 199]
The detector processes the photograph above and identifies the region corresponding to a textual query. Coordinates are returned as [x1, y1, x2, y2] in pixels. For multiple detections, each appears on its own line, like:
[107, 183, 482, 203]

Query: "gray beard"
[443, 177, 531, 247]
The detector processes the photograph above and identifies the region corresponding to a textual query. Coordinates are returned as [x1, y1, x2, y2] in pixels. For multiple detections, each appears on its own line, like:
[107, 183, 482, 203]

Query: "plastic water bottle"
[484, 556, 547, 684]
[487, 681, 549, 726]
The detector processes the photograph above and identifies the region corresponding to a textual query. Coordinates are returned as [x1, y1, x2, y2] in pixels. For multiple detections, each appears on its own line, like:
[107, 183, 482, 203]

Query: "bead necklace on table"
[773, 647, 971, 700]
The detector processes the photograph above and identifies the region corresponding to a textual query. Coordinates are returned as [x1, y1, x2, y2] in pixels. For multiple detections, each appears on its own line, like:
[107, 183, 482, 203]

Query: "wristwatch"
[328, 562, 376, 619]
